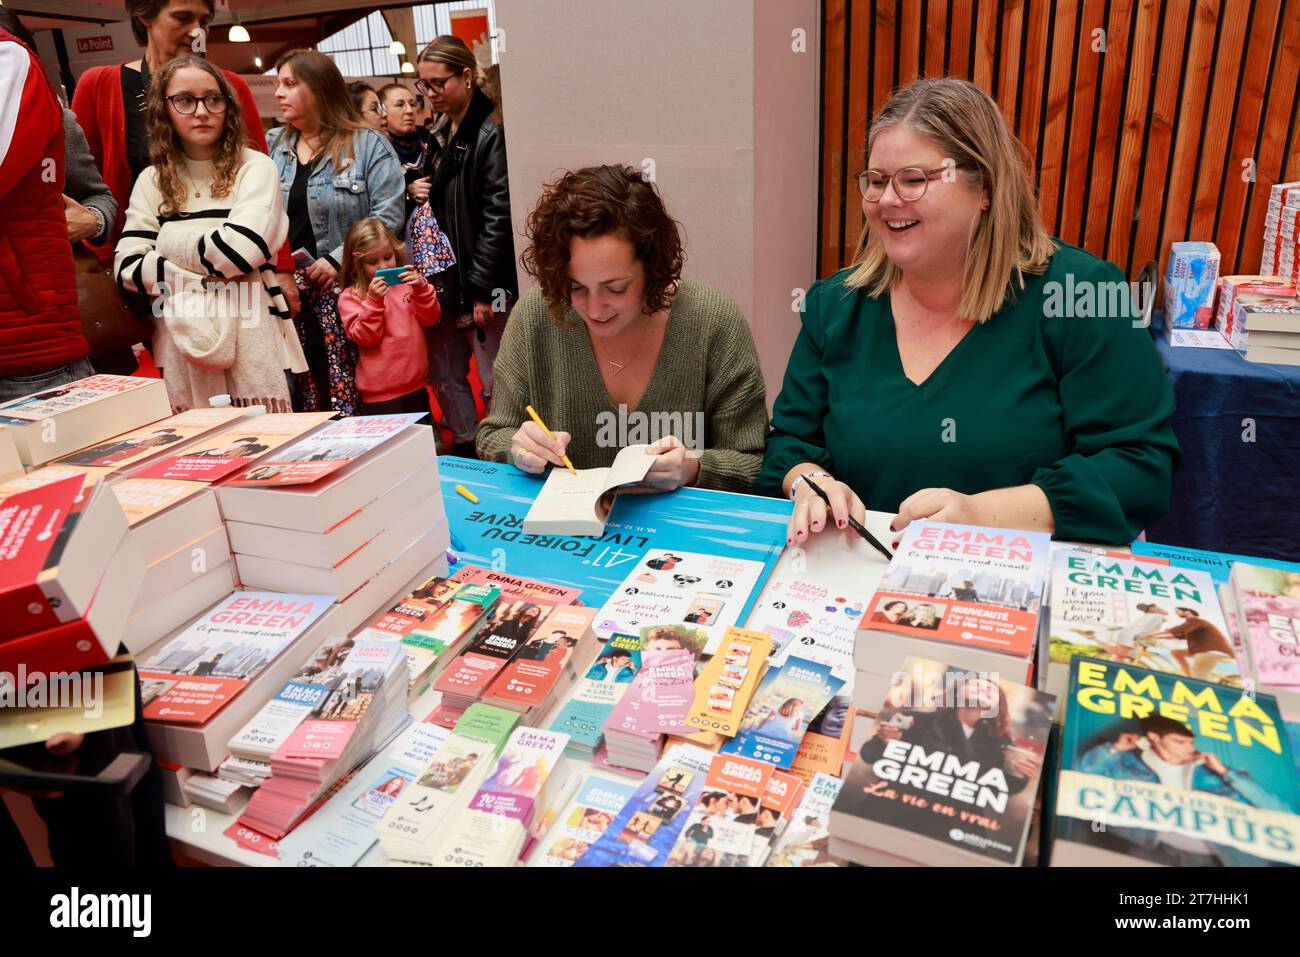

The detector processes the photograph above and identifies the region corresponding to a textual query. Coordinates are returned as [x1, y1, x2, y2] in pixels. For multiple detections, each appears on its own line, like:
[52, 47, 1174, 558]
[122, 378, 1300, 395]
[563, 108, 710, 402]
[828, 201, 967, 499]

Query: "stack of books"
[376, 703, 521, 864]
[829, 656, 1055, 866]
[0, 373, 170, 467]
[603, 643, 700, 772]
[0, 472, 146, 676]
[182, 772, 250, 814]
[216, 415, 447, 599]
[136, 590, 336, 770]
[237, 638, 411, 839]
[1213, 275, 1296, 352]
[428, 576, 583, 727]
[1050, 657, 1300, 866]
[549, 632, 643, 759]
[1260, 181, 1300, 278]
[51, 408, 247, 652]
[852, 521, 1050, 711]
[1045, 549, 1241, 702]
[356, 577, 500, 697]
[1226, 560, 1300, 718]
[224, 633, 393, 788]
[480, 605, 600, 725]
[430, 726, 576, 866]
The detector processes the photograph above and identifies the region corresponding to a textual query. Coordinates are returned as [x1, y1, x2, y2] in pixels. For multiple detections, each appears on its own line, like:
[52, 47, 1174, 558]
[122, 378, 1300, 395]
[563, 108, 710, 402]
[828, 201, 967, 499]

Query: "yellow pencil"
[525, 404, 577, 474]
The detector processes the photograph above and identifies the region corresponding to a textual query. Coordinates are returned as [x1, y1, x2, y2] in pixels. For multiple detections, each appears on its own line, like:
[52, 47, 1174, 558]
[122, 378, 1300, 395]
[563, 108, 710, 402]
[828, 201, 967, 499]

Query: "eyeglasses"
[857, 166, 948, 202]
[166, 93, 228, 115]
[415, 73, 464, 96]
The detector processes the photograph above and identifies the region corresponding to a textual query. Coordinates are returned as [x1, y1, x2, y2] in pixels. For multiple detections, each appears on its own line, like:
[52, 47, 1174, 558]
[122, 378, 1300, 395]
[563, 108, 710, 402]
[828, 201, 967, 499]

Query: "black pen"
[802, 476, 894, 561]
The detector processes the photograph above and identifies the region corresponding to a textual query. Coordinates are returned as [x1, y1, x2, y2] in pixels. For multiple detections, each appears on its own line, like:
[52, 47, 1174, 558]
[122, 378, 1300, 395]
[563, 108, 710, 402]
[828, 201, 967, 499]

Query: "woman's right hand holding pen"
[782, 463, 866, 546]
[511, 420, 572, 474]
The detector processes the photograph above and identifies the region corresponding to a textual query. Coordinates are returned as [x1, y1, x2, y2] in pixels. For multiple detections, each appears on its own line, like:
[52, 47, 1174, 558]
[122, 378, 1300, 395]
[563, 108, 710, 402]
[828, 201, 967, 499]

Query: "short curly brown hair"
[521, 165, 685, 324]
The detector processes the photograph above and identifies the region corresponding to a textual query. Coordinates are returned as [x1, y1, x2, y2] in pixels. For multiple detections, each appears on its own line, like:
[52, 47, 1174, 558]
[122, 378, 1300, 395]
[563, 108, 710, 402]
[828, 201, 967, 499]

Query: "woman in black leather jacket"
[413, 36, 516, 455]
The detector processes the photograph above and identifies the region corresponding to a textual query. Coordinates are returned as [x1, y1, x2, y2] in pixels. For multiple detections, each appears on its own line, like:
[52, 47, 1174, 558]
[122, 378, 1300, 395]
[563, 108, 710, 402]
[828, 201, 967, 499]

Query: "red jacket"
[71, 64, 291, 271]
[0, 29, 88, 376]
[340, 279, 441, 403]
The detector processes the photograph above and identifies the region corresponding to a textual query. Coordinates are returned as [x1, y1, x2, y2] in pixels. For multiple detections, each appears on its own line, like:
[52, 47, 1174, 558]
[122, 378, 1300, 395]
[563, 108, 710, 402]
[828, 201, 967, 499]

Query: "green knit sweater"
[476, 279, 768, 491]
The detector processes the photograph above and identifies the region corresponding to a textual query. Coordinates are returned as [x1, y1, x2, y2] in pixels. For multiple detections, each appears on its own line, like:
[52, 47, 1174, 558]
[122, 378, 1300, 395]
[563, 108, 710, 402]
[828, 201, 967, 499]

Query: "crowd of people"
[0, 0, 1181, 866]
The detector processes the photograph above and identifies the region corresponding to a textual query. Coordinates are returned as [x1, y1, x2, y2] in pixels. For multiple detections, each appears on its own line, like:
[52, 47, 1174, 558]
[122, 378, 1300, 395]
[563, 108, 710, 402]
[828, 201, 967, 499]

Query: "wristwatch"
[89, 205, 107, 242]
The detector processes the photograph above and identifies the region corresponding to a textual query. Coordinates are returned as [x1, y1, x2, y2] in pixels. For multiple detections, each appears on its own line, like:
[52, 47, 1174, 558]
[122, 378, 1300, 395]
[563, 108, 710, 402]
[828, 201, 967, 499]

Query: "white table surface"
[164, 510, 899, 866]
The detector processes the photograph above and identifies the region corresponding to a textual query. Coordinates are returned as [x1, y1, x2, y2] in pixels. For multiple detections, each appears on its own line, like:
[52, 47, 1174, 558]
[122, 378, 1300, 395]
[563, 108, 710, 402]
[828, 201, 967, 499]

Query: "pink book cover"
[1239, 591, 1300, 687]
[1233, 563, 1300, 687]
[483, 606, 598, 708]
[605, 648, 697, 739]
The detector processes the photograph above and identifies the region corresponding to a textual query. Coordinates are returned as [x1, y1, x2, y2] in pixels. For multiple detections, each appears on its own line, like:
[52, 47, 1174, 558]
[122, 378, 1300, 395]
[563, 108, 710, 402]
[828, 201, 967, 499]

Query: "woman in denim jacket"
[267, 49, 406, 414]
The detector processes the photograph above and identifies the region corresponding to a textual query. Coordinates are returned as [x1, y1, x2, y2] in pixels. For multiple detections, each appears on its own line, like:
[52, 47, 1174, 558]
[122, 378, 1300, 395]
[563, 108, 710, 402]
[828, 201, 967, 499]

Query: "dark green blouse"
[754, 242, 1179, 544]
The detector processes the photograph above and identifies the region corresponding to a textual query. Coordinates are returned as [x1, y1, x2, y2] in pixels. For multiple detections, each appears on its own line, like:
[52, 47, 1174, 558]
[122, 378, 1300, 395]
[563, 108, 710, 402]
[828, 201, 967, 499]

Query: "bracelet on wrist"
[789, 470, 833, 500]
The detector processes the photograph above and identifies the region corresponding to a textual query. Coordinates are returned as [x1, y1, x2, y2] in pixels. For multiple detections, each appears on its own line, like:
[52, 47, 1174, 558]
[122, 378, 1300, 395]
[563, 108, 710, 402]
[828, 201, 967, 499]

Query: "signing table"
[164, 484, 895, 866]
[1146, 320, 1300, 562]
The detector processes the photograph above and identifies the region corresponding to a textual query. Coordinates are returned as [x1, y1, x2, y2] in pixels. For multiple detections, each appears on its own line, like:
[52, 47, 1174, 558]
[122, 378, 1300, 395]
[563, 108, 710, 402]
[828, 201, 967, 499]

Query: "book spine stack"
[1261, 182, 1300, 278]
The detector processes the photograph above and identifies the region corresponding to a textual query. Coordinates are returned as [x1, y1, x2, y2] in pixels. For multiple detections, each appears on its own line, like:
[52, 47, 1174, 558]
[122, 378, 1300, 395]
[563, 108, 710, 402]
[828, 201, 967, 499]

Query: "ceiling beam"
[3, 0, 127, 22]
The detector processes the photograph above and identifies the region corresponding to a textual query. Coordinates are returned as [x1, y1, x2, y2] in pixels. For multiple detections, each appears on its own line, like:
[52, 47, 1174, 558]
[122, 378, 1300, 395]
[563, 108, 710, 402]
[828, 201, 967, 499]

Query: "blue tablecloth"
[1145, 318, 1300, 562]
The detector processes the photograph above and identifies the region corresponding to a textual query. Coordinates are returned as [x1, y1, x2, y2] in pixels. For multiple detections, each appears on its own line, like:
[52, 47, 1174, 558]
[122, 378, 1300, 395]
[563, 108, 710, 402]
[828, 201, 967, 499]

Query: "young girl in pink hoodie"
[339, 217, 440, 421]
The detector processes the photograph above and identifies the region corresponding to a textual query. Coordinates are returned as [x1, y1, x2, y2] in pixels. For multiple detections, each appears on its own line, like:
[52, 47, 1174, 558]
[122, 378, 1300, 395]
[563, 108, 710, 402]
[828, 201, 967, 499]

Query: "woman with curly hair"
[475, 164, 768, 492]
[114, 56, 305, 411]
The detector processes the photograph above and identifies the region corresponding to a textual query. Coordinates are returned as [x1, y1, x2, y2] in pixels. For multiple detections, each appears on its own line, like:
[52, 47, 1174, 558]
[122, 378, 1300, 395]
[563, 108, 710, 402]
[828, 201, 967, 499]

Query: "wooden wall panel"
[818, 0, 1300, 279]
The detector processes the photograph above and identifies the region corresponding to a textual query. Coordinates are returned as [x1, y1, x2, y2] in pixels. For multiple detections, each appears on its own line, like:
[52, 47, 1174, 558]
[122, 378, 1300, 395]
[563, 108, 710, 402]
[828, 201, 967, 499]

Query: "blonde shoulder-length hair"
[847, 77, 1056, 323]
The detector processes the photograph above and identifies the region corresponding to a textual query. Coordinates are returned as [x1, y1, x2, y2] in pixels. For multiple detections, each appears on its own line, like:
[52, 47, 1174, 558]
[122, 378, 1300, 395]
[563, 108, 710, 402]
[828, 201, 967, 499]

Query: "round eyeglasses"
[857, 166, 948, 202]
[166, 93, 228, 115]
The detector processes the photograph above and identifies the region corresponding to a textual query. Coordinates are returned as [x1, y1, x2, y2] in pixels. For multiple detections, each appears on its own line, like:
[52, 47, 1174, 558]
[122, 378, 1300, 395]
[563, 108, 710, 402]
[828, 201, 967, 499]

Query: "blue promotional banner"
[436, 457, 792, 618]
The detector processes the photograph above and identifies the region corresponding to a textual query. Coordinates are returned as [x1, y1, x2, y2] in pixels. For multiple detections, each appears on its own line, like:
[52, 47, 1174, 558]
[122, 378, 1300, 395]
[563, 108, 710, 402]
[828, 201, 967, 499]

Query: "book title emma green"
[1063, 554, 1207, 604]
[1074, 660, 1281, 754]
[909, 526, 1037, 563]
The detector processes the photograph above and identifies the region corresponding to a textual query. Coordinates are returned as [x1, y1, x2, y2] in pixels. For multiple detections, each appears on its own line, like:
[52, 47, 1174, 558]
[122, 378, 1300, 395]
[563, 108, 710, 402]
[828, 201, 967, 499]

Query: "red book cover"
[860, 522, 1050, 659]
[0, 475, 89, 638]
[483, 605, 597, 708]
[0, 617, 113, 677]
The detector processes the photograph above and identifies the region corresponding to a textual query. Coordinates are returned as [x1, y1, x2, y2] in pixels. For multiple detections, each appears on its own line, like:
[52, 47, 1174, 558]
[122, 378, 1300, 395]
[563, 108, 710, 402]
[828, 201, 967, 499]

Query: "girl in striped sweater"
[114, 56, 306, 411]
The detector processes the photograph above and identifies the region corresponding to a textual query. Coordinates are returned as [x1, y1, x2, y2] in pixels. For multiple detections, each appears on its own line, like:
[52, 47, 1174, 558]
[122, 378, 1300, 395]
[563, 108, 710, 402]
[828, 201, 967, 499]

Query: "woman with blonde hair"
[268, 48, 405, 414]
[115, 56, 305, 411]
[756, 77, 1177, 546]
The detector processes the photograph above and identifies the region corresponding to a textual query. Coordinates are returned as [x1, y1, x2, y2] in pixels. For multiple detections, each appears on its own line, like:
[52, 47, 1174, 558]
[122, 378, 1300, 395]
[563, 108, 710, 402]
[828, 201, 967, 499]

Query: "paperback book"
[1053, 657, 1300, 866]
[1047, 549, 1241, 702]
[224, 413, 424, 487]
[138, 592, 333, 723]
[831, 657, 1056, 866]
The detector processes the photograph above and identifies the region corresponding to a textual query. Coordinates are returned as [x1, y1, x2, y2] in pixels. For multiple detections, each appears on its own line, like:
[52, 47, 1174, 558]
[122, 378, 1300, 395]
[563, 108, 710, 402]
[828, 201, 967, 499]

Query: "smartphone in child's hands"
[374, 267, 410, 285]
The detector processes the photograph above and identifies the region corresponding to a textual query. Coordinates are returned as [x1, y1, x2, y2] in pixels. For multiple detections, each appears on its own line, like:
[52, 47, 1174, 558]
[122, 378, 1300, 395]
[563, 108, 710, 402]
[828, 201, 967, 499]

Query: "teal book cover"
[1055, 656, 1300, 866]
